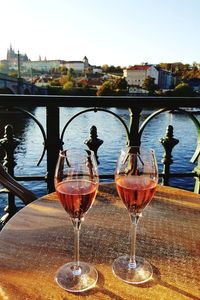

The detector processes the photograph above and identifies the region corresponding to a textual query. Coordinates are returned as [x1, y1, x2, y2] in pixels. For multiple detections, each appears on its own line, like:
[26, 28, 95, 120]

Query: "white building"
[64, 56, 89, 73]
[22, 59, 65, 72]
[124, 65, 159, 86]
[22, 56, 90, 73]
[64, 61, 84, 72]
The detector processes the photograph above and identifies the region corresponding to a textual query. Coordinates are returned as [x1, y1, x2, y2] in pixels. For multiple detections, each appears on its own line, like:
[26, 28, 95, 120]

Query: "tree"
[59, 71, 75, 87]
[0, 61, 9, 74]
[101, 65, 123, 75]
[60, 75, 69, 86]
[63, 81, 73, 90]
[113, 77, 127, 90]
[173, 83, 195, 96]
[8, 71, 18, 78]
[49, 78, 61, 86]
[67, 68, 75, 78]
[142, 76, 158, 94]
[101, 64, 109, 73]
[96, 81, 115, 96]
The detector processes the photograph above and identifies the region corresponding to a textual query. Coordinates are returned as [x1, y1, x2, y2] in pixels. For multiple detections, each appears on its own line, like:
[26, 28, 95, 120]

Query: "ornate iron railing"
[0, 94, 200, 224]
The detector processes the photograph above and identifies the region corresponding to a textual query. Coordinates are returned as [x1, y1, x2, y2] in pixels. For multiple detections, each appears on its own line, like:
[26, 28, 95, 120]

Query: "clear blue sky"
[1, 0, 200, 67]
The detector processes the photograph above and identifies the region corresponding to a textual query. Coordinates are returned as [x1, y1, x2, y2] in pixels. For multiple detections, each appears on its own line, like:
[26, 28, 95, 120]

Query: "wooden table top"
[0, 184, 200, 300]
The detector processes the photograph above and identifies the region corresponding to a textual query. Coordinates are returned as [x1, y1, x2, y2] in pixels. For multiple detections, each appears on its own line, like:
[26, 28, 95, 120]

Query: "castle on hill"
[1, 45, 92, 74]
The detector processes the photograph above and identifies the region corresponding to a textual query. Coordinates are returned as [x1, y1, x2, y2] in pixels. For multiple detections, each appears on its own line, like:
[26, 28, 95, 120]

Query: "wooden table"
[0, 184, 200, 300]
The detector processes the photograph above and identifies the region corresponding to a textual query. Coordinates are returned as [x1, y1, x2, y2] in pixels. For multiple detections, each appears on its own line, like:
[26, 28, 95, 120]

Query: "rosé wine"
[116, 175, 156, 214]
[56, 179, 98, 219]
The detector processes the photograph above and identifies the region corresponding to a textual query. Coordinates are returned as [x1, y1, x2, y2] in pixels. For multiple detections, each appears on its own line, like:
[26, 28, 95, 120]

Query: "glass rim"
[120, 146, 156, 153]
[59, 148, 95, 158]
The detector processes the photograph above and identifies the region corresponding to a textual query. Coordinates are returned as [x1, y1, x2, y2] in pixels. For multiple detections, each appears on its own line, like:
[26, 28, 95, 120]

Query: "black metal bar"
[14, 176, 46, 181]
[160, 125, 179, 185]
[0, 94, 200, 108]
[0, 125, 19, 223]
[46, 104, 61, 192]
[159, 172, 195, 178]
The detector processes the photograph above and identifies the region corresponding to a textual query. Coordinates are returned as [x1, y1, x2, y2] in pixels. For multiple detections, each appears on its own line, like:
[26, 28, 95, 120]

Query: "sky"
[1, 0, 200, 67]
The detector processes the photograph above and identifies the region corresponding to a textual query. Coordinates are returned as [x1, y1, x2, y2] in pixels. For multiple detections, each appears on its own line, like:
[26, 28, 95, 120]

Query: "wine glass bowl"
[54, 148, 99, 292]
[113, 146, 158, 284]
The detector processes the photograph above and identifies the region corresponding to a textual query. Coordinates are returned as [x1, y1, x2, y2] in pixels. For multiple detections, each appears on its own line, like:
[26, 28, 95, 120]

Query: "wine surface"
[56, 179, 98, 218]
[116, 176, 156, 213]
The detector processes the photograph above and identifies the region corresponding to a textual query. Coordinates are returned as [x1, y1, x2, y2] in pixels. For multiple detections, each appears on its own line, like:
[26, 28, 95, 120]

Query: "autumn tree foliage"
[96, 81, 114, 96]
[96, 77, 128, 96]
[173, 83, 195, 96]
[142, 76, 158, 94]
[158, 62, 200, 80]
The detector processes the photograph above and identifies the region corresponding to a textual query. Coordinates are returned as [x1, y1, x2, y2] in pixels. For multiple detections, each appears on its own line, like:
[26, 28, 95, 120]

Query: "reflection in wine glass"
[113, 146, 158, 284]
[54, 148, 99, 292]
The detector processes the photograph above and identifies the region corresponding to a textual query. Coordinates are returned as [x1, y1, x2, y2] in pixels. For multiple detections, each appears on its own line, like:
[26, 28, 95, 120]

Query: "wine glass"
[54, 148, 99, 292]
[113, 146, 158, 284]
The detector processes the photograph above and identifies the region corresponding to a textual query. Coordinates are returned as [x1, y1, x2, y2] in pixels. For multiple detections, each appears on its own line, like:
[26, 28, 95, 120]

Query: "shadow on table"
[152, 265, 200, 300]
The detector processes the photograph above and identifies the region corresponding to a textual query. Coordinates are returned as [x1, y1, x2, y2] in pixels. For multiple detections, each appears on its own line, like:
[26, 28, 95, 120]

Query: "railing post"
[128, 107, 142, 146]
[160, 125, 179, 185]
[46, 104, 62, 192]
[193, 164, 200, 193]
[193, 154, 200, 193]
[0, 124, 20, 224]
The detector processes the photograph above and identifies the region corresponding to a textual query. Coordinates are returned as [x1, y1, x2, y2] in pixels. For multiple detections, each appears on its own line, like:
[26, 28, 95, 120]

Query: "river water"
[0, 107, 199, 215]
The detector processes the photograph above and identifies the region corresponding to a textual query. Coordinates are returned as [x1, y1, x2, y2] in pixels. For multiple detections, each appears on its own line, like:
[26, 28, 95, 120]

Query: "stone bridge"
[0, 73, 47, 94]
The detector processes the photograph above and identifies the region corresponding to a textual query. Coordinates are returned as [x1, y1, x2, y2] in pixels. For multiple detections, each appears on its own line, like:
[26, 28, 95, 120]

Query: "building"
[1, 46, 93, 75]
[157, 68, 174, 89]
[64, 61, 84, 72]
[22, 56, 90, 74]
[64, 56, 90, 73]
[188, 78, 200, 93]
[124, 64, 159, 87]
[124, 64, 175, 90]
[22, 59, 65, 72]
[6, 45, 29, 70]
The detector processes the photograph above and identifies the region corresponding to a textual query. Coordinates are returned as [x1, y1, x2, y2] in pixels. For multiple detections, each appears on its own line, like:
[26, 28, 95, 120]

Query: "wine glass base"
[55, 261, 98, 293]
[112, 255, 153, 284]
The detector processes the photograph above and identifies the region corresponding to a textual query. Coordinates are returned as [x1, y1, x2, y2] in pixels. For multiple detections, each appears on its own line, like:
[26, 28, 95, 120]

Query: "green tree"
[8, 71, 18, 78]
[173, 83, 195, 96]
[101, 65, 123, 75]
[63, 81, 73, 90]
[0, 61, 9, 74]
[96, 81, 115, 96]
[142, 76, 158, 94]
[101, 64, 109, 73]
[49, 78, 61, 86]
[60, 75, 69, 86]
[113, 77, 127, 90]
[67, 68, 75, 79]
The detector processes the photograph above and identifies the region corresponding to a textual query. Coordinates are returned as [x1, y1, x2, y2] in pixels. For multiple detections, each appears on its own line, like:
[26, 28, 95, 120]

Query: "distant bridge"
[0, 73, 47, 94]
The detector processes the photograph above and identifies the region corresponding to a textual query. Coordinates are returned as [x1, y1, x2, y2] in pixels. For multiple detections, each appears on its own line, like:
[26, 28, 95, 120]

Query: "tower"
[7, 44, 16, 61]
[83, 56, 89, 68]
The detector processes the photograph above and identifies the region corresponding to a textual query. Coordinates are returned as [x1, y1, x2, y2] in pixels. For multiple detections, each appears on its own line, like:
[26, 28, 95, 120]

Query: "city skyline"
[1, 0, 200, 67]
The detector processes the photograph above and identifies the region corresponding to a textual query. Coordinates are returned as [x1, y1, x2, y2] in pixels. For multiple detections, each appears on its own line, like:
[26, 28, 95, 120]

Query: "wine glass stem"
[72, 218, 82, 274]
[74, 227, 80, 267]
[129, 215, 140, 269]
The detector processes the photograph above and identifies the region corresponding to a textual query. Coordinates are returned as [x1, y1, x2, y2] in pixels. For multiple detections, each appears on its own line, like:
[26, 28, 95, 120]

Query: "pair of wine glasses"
[54, 146, 158, 293]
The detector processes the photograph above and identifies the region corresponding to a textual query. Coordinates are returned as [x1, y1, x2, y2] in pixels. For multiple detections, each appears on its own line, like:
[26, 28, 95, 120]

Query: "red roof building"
[124, 64, 159, 87]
